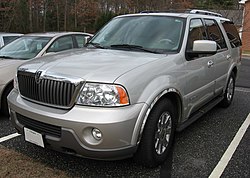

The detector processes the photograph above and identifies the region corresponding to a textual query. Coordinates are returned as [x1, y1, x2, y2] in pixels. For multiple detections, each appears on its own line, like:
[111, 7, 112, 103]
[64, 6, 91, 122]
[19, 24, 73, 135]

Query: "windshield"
[90, 16, 185, 53]
[0, 36, 51, 60]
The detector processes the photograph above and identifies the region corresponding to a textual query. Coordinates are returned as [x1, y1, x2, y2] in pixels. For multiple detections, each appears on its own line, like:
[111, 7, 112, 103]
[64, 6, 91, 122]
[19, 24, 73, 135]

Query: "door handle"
[207, 60, 214, 68]
[227, 54, 232, 60]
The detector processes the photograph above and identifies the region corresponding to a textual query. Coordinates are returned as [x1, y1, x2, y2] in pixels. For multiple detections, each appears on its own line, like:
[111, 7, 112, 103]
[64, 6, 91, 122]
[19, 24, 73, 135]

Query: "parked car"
[8, 10, 241, 167]
[0, 32, 93, 116]
[0, 32, 23, 48]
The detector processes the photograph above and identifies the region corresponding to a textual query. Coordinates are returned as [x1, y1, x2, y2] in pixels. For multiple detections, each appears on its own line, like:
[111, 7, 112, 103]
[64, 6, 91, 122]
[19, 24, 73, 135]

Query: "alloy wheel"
[154, 112, 172, 155]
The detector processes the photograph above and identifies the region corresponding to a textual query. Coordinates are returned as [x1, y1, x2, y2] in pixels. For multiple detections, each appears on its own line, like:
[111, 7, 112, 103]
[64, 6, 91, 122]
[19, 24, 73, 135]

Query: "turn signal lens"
[116, 85, 129, 105]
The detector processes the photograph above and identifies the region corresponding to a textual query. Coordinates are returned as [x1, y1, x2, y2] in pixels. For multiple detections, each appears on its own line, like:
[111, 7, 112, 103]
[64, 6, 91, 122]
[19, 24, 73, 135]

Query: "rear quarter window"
[3, 36, 20, 45]
[75, 35, 85, 48]
[205, 19, 227, 50]
[221, 21, 242, 48]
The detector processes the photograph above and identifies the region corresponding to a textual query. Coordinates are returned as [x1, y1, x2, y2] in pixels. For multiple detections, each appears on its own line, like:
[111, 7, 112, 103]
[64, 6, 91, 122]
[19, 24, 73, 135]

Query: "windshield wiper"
[0, 55, 15, 59]
[110, 44, 161, 54]
[86, 42, 106, 49]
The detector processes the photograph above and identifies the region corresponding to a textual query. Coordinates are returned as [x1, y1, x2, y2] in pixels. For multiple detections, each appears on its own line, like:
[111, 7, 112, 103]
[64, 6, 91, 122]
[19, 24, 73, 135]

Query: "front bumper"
[8, 89, 148, 160]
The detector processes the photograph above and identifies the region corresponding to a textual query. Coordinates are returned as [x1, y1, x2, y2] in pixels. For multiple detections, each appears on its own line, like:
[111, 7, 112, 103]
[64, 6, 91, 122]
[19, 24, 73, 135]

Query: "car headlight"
[77, 83, 129, 106]
[13, 75, 19, 91]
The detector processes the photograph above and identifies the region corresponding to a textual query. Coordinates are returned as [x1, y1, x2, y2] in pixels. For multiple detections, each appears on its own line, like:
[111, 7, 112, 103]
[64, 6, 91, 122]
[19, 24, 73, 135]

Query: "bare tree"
[43, 0, 48, 32]
[29, 0, 33, 32]
[64, 0, 67, 31]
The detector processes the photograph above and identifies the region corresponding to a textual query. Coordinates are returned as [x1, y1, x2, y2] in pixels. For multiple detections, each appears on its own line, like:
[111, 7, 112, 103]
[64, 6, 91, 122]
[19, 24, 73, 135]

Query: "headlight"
[77, 83, 129, 106]
[13, 75, 19, 91]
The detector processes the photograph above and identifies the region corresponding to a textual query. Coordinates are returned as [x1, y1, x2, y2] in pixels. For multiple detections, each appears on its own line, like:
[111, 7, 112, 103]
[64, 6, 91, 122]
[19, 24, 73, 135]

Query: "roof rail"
[140, 9, 187, 14]
[139, 9, 223, 17]
[188, 9, 222, 17]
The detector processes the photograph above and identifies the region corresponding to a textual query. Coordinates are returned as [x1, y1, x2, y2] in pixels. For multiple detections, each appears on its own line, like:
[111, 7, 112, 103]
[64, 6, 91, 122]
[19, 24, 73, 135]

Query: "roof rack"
[140, 9, 223, 17]
[140, 9, 187, 14]
[188, 9, 222, 17]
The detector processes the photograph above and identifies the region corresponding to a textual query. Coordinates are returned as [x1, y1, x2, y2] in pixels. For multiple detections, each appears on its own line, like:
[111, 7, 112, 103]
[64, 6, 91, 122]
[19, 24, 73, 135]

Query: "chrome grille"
[17, 71, 80, 108]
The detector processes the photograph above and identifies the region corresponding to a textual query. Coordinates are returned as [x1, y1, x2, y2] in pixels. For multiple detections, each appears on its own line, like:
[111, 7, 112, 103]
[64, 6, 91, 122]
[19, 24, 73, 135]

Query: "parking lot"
[0, 57, 249, 178]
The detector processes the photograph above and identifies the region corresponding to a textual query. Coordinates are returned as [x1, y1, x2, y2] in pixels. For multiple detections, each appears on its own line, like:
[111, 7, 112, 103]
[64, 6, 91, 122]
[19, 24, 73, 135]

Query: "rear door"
[204, 19, 230, 96]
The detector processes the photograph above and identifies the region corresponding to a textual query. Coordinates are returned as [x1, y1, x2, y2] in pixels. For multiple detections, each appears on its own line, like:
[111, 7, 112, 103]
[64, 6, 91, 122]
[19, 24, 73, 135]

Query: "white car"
[0, 32, 23, 48]
[0, 32, 93, 116]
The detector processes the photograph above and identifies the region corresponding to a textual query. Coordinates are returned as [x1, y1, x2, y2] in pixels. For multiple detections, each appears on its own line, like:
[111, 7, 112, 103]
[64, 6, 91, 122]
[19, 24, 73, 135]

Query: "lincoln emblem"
[35, 71, 42, 84]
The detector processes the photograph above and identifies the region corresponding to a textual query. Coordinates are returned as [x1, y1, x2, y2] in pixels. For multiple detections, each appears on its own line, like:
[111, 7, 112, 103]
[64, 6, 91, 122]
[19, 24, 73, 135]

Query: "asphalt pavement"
[0, 57, 249, 177]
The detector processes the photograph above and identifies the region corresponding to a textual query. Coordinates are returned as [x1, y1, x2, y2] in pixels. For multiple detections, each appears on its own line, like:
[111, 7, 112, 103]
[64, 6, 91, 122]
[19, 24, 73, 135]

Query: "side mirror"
[84, 36, 91, 45]
[190, 40, 217, 55]
[43, 52, 56, 56]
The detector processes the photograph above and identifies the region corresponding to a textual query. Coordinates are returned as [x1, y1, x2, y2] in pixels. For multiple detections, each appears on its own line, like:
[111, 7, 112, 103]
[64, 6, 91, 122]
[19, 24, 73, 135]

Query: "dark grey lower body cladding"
[16, 113, 61, 138]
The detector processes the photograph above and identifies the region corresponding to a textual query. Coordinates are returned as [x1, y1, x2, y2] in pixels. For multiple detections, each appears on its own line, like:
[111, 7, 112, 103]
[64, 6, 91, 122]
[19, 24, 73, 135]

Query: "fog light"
[92, 128, 102, 140]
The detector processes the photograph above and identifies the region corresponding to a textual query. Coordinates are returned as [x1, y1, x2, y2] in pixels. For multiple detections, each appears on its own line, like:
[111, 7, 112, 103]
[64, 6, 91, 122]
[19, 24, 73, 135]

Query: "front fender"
[129, 75, 184, 145]
[136, 75, 183, 104]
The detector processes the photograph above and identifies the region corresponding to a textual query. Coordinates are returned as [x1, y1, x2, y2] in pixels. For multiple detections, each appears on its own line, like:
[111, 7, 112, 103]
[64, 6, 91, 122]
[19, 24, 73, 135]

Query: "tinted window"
[48, 36, 74, 52]
[187, 19, 206, 50]
[3, 36, 20, 45]
[205, 19, 227, 50]
[75, 35, 85, 48]
[222, 21, 242, 48]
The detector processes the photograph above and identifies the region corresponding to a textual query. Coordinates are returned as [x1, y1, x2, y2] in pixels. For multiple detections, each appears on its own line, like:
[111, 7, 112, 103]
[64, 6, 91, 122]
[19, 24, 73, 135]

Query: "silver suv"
[8, 10, 242, 167]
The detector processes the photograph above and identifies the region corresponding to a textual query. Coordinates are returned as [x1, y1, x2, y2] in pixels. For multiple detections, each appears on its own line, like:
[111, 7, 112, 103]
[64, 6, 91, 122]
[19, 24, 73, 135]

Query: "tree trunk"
[29, 0, 33, 32]
[74, 0, 77, 30]
[43, 0, 47, 32]
[64, 0, 67, 31]
[56, 2, 59, 31]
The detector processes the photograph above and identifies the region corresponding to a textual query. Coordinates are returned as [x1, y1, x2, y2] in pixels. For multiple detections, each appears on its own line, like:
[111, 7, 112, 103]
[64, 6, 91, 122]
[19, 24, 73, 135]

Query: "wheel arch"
[0, 80, 13, 109]
[227, 65, 238, 81]
[223, 65, 238, 94]
[132, 88, 183, 145]
[231, 66, 237, 78]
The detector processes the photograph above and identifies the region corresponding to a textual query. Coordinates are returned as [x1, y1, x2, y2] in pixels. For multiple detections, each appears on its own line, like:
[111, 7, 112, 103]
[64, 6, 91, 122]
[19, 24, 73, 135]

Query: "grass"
[0, 146, 69, 178]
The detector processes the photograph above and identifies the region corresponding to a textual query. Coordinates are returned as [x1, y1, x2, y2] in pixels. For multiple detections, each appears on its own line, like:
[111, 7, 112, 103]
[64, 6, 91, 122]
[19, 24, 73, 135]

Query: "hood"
[0, 59, 27, 85]
[0, 58, 25, 69]
[18, 48, 166, 83]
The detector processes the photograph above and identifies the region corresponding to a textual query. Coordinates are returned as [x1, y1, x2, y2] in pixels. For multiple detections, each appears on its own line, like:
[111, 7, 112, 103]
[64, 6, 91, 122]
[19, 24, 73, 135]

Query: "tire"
[219, 73, 235, 108]
[1, 84, 13, 117]
[134, 98, 176, 168]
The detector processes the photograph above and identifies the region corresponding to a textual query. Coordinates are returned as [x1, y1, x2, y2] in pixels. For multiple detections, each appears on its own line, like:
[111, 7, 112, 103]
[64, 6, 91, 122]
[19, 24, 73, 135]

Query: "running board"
[176, 96, 224, 132]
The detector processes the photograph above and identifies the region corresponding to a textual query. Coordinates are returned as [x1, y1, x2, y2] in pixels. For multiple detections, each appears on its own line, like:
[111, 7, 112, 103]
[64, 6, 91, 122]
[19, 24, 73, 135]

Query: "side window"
[75, 35, 86, 48]
[3, 36, 20, 45]
[204, 19, 227, 50]
[222, 21, 242, 48]
[47, 36, 74, 52]
[187, 19, 206, 51]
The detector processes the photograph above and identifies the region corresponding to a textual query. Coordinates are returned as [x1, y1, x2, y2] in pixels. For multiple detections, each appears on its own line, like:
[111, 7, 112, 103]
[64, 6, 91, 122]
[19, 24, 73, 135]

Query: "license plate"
[24, 127, 44, 148]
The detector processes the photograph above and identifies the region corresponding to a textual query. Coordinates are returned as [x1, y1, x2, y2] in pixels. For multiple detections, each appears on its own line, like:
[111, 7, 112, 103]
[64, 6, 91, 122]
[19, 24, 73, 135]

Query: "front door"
[183, 18, 216, 116]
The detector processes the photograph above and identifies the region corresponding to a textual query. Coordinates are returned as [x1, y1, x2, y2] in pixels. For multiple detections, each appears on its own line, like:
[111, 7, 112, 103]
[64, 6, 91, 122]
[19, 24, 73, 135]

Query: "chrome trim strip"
[18, 69, 84, 86]
[137, 88, 181, 144]
[41, 72, 84, 86]
[18, 67, 37, 74]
